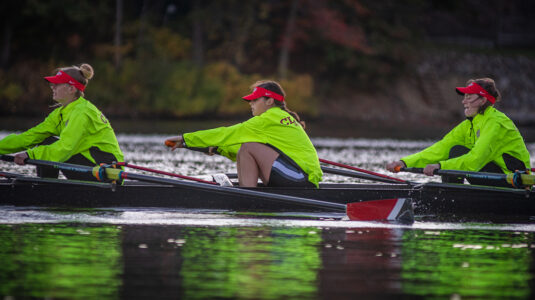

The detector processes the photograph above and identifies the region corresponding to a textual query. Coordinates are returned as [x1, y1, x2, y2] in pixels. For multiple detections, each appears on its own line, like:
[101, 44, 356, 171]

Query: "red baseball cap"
[44, 71, 86, 91]
[455, 82, 495, 104]
[242, 87, 284, 102]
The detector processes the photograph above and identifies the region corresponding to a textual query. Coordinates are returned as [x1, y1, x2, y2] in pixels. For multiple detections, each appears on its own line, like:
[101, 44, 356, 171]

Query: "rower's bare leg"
[237, 143, 279, 187]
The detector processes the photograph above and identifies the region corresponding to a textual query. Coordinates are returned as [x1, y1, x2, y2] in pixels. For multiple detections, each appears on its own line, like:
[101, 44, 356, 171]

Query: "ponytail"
[277, 101, 306, 129]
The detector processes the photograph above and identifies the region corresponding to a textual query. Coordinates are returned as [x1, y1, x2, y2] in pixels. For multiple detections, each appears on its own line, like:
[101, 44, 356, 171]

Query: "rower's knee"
[238, 142, 254, 155]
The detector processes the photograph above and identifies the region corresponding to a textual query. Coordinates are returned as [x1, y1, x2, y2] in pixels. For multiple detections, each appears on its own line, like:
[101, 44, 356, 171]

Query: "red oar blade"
[347, 198, 414, 223]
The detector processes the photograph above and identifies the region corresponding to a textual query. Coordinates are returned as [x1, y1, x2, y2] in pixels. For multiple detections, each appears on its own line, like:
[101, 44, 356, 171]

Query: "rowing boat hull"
[0, 179, 410, 209]
[1, 179, 534, 222]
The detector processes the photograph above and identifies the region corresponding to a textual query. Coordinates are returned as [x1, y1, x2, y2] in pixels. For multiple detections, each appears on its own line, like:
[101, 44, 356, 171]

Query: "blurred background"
[0, 0, 534, 138]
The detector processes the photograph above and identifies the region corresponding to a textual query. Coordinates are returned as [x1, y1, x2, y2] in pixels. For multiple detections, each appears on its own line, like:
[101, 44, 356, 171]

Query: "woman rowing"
[166, 80, 322, 187]
[0, 63, 124, 181]
[386, 78, 531, 185]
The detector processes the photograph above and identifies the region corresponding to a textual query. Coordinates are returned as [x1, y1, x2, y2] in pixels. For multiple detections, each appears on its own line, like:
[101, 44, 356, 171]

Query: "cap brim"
[455, 86, 478, 95]
[242, 94, 258, 101]
[44, 75, 65, 84]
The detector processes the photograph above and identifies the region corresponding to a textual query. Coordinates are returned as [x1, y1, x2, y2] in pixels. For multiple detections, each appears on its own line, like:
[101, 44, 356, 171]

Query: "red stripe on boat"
[347, 198, 402, 221]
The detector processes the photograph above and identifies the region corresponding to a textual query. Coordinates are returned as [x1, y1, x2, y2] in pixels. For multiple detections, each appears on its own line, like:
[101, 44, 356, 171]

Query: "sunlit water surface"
[1, 132, 535, 299]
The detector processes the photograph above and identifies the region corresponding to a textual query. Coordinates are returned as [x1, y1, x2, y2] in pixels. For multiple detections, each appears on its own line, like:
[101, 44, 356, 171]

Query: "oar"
[321, 166, 407, 184]
[319, 158, 408, 184]
[225, 167, 406, 184]
[0, 155, 414, 222]
[397, 166, 535, 188]
[115, 162, 217, 185]
[0, 171, 27, 178]
[164, 140, 408, 184]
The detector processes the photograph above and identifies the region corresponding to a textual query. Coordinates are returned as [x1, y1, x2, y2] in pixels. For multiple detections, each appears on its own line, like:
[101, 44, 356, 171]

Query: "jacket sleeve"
[439, 121, 501, 171]
[402, 122, 467, 168]
[27, 110, 89, 162]
[183, 117, 265, 149]
[0, 111, 61, 154]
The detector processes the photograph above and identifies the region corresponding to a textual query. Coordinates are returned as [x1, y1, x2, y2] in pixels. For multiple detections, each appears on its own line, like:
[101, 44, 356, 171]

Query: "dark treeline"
[0, 0, 534, 121]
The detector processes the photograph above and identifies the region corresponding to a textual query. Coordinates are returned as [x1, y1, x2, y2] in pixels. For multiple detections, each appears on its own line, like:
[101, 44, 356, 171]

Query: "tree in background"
[0, 0, 533, 120]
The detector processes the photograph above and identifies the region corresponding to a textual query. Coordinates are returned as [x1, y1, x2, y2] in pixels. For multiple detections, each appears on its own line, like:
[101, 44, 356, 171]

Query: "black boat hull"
[1, 179, 534, 222]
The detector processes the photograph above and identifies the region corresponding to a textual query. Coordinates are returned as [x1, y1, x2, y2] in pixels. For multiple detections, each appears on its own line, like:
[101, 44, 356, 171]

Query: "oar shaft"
[320, 158, 407, 183]
[113, 171, 346, 211]
[1, 155, 96, 174]
[321, 166, 405, 184]
[117, 162, 217, 185]
[1, 155, 346, 211]
[401, 167, 535, 187]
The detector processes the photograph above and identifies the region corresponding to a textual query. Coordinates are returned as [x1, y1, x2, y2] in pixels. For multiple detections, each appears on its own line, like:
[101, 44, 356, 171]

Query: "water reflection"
[0, 224, 121, 299]
[1, 223, 534, 299]
[184, 227, 322, 299]
[401, 229, 534, 299]
[319, 228, 405, 298]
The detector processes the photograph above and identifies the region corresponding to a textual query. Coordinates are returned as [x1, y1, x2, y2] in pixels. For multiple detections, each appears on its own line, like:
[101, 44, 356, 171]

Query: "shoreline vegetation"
[1, 1, 533, 138]
[2, 49, 534, 128]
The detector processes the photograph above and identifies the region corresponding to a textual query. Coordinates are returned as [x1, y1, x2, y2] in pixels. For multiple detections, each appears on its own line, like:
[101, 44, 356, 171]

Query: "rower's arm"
[183, 117, 264, 149]
[402, 121, 467, 168]
[0, 109, 61, 155]
[27, 112, 89, 162]
[440, 121, 502, 172]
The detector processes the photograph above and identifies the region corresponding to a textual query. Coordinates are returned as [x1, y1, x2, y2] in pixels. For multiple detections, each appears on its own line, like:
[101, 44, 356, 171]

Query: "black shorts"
[268, 155, 314, 188]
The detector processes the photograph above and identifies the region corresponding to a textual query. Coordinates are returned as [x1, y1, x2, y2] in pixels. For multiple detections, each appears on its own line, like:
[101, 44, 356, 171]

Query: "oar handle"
[1, 154, 15, 163]
[396, 167, 425, 173]
[1, 154, 32, 166]
[165, 140, 177, 148]
[165, 139, 214, 154]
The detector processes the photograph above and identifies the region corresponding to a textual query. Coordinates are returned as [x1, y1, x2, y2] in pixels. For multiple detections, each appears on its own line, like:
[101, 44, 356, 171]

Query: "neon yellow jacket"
[402, 106, 531, 173]
[183, 107, 323, 187]
[0, 97, 124, 164]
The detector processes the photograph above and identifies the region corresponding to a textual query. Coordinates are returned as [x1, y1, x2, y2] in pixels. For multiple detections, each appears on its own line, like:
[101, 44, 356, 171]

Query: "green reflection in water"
[0, 224, 122, 299]
[178, 226, 322, 299]
[402, 229, 533, 299]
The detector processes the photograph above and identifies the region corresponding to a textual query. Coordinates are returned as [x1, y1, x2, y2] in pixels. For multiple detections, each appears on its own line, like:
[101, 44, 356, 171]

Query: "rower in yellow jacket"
[387, 78, 530, 186]
[0, 63, 124, 181]
[166, 80, 322, 188]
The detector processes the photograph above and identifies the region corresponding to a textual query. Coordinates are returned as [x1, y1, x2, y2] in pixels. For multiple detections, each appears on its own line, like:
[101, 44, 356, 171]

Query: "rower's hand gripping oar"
[395, 166, 535, 188]
[1, 154, 415, 223]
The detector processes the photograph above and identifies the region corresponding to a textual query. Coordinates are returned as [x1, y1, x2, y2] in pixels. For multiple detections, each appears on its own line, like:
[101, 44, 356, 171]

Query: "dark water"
[1, 133, 535, 299]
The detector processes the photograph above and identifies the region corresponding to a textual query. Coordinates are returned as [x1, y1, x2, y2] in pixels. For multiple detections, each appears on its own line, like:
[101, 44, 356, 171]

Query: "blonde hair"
[55, 63, 94, 97]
